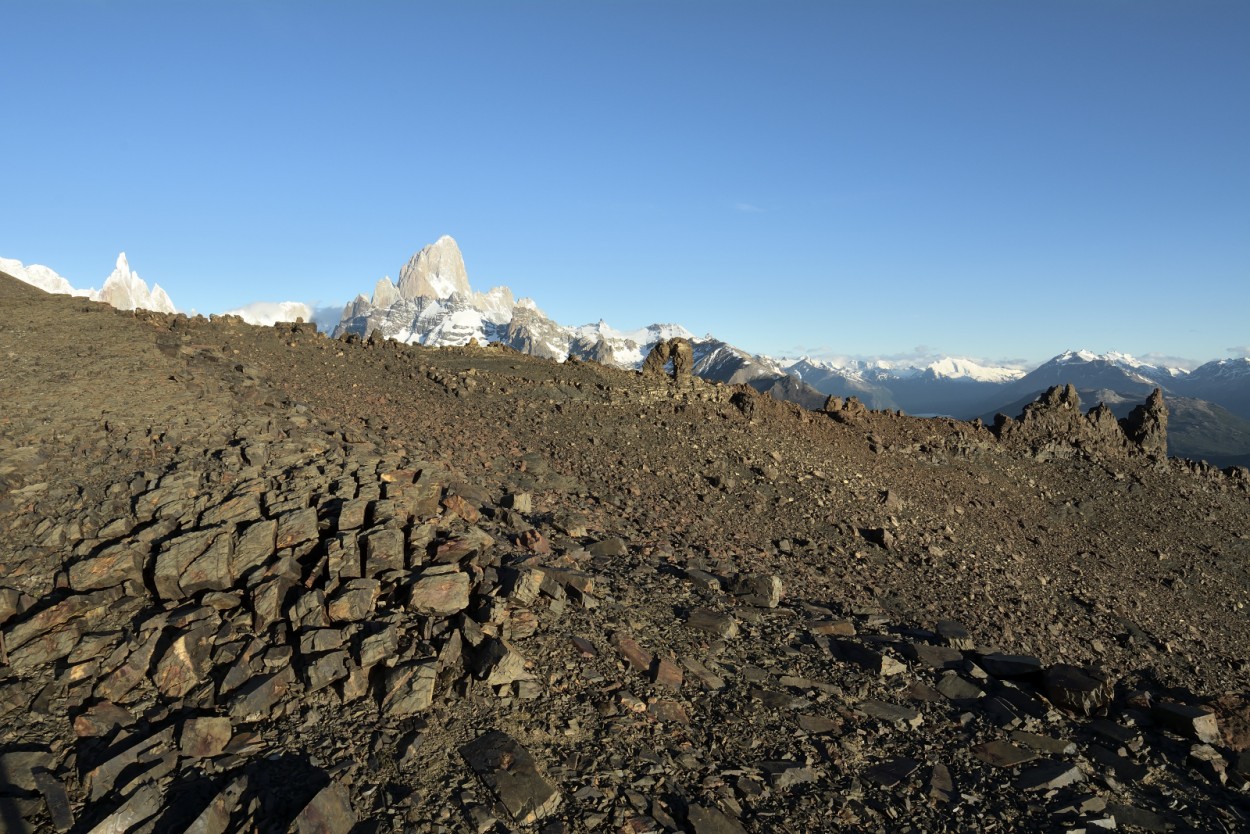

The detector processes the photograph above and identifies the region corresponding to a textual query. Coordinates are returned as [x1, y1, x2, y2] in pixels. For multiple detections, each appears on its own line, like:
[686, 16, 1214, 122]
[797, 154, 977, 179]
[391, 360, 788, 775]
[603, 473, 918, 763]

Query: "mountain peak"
[97, 252, 177, 314]
[396, 235, 470, 301]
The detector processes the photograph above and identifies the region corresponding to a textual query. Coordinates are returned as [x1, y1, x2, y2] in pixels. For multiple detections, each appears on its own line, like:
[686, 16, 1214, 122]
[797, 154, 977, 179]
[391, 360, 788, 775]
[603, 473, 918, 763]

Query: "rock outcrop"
[1121, 387, 1169, 458]
[641, 337, 695, 381]
[992, 384, 1169, 461]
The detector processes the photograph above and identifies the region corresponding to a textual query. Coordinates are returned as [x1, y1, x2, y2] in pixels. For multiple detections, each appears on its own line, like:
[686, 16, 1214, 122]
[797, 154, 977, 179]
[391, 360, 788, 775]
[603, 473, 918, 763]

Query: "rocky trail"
[1, 274, 1248, 833]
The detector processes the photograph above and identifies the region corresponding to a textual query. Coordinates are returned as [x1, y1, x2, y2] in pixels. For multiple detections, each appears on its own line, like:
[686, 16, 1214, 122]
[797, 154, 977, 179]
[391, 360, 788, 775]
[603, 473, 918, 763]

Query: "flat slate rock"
[460, 730, 562, 825]
[687, 803, 748, 834]
[293, 782, 356, 834]
[1013, 759, 1085, 791]
[971, 739, 1037, 768]
[863, 757, 921, 787]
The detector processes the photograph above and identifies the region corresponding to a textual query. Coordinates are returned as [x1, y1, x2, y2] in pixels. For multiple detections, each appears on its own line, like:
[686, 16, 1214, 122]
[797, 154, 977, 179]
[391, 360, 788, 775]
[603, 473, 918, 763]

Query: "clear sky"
[3, 1, 1247, 367]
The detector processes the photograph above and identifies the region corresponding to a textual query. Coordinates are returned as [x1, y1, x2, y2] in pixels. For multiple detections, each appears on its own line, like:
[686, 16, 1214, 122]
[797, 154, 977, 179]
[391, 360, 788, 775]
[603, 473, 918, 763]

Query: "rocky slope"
[1, 273, 1249, 833]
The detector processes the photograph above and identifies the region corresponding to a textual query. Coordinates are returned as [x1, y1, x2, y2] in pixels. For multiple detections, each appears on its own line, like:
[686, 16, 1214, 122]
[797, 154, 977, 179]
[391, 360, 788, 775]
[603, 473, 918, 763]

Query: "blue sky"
[2, 1, 1247, 366]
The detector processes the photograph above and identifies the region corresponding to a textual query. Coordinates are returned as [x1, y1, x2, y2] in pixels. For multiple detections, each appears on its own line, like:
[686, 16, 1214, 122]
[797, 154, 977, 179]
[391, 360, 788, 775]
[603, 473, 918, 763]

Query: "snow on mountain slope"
[782, 355, 1024, 384]
[2, 252, 177, 313]
[0, 257, 78, 295]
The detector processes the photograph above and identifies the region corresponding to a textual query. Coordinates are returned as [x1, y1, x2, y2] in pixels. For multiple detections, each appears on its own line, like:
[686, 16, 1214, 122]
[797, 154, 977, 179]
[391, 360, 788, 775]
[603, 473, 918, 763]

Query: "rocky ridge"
[1, 273, 1249, 833]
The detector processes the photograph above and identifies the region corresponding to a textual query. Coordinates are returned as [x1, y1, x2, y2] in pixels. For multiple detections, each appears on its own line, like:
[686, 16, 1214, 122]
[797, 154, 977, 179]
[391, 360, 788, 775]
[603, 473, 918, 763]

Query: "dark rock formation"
[1121, 387, 1169, 458]
[641, 338, 695, 382]
[992, 384, 1169, 461]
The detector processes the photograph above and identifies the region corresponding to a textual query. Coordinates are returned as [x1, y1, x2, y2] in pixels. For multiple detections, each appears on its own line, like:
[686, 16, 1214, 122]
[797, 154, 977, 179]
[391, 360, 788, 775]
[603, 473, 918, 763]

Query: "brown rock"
[460, 730, 562, 824]
[181, 716, 233, 758]
[407, 570, 471, 615]
[441, 493, 481, 523]
[294, 782, 357, 834]
[275, 506, 318, 549]
[67, 542, 145, 591]
[153, 624, 216, 698]
[612, 633, 653, 673]
[326, 578, 381, 622]
[687, 608, 739, 638]
[381, 661, 438, 716]
[1153, 701, 1222, 745]
[1043, 663, 1114, 716]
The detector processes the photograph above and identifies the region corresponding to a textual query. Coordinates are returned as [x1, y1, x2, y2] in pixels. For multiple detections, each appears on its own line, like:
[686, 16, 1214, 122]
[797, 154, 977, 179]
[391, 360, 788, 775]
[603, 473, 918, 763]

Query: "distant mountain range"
[5, 238, 1247, 467]
[0, 253, 175, 314]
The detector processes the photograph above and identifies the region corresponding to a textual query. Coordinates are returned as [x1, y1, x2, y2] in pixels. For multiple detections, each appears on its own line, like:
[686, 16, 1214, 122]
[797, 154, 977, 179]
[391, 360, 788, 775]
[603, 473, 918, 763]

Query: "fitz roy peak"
[332, 236, 810, 400]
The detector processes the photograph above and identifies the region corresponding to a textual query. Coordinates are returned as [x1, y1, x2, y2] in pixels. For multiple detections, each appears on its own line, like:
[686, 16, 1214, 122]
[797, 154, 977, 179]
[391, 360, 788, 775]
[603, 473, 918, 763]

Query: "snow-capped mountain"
[780, 355, 1027, 415]
[330, 236, 827, 405]
[95, 253, 176, 314]
[784, 355, 1025, 385]
[1, 253, 176, 314]
[0, 257, 77, 295]
[1173, 357, 1250, 422]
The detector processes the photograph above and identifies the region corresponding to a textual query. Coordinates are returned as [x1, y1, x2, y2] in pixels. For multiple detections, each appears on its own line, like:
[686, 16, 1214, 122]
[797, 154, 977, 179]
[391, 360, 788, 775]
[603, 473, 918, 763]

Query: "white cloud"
[222, 301, 314, 327]
[1227, 345, 1250, 359]
[733, 202, 765, 213]
[1137, 352, 1204, 371]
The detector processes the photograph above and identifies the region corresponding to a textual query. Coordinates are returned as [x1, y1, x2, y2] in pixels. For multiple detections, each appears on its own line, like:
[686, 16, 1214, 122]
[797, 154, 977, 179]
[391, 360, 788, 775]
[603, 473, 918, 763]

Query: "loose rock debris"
[1, 274, 1249, 832]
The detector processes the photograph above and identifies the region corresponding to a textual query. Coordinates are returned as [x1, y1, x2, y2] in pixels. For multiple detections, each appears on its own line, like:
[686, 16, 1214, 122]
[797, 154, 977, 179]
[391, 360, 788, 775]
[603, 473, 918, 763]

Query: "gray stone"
[304, 651, 350, 692]
[275, 507, 318, 550]
[1013, 759, 1085, 791]
[1106, 803, 1170, 833]
[760, 762, 817, 790]
[153, 529, 220, 599]
[971, 739, 1037, 768]
[181, 716, 233, 758]
[686, 608, 739, 639]
[1044, 664, 1114, 716]
[588, 537, 628, 558]
[182, 775, 247, 834]
[181, 532, 235, 595]
[68, 542, 145, 591]
[381, 661, 438, 716]
[460, 730, 562, 825]
[687, 804, 748, 834]
[327, 578, 380, 622]
[33, 770, 74, 832]
[940, 675, 985, 700]
[936, 620, 974, 649]
[929, 763, 954, 803]
[86, 727, 174, 800]
[837, 640, 905, 676]
[0, 748, 51, 792]
[857, 699, 923, 729]
[294, 781, 356, 834]
[904, 642, 963, 669]
[979, 653, 1043, 680]
[1010, 730, 1076, 756]
[729, 574, 782, 608]
[1152, 701, 1221, 744]
[153, 624, 216, 698]
[863, 757, 920, 787]
[407, 570, 471, 615]
[363, 526, 406, 575]
[231, 518, 277, 577]
[84, 780, 163, 834]
[471, 637, 533, 687]
[229, 666, 295, 721]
